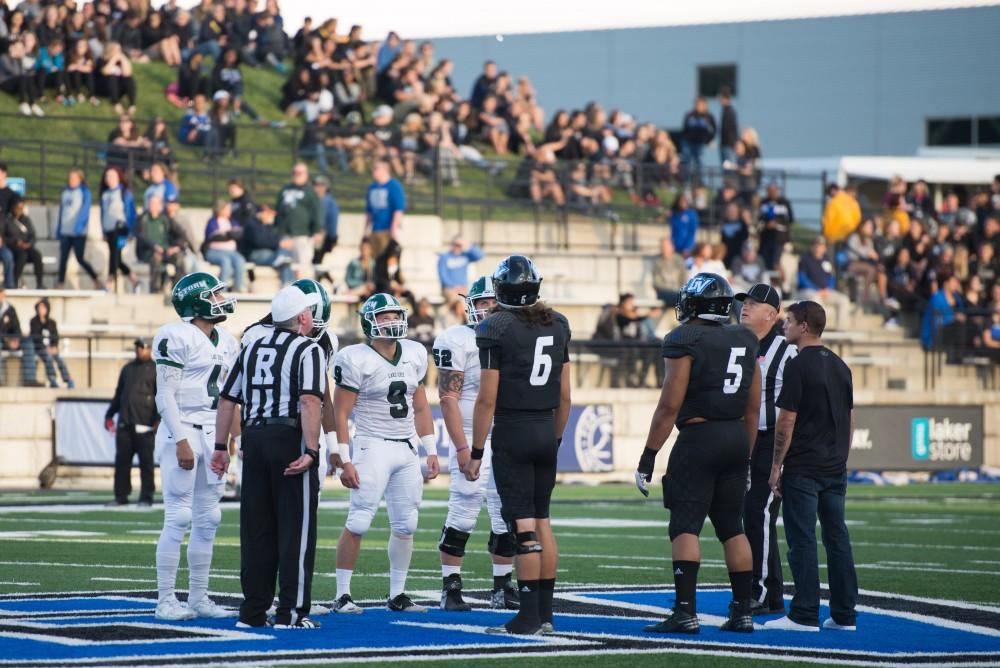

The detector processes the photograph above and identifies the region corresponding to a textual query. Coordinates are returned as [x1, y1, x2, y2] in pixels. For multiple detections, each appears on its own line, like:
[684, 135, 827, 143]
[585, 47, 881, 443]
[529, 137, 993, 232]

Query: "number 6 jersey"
[152, 321, 239, 427]
[662, 322, 759, 424]
[333, 339, 428, 440]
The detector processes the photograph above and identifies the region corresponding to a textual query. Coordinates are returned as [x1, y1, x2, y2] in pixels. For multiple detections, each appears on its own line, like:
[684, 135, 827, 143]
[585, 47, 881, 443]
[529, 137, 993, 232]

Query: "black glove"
[635, 447, 658, 497]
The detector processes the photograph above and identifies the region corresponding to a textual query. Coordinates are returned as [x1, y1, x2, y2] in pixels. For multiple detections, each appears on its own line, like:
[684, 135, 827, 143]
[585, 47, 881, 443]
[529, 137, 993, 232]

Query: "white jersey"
[153, 321, 239, 427]
[242, 322, 339, 374]
[432, 324, 479, 435]
[333, 339, 428, 440]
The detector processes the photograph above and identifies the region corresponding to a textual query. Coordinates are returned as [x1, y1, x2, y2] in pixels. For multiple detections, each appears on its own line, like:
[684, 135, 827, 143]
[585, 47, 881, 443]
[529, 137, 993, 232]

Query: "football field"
[0, 482, 998, 667]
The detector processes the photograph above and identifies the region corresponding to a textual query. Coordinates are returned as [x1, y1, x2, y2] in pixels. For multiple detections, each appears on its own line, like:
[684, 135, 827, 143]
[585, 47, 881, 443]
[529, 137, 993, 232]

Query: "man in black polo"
[214, 285, 326, 629]
[736, 284, 796, 615]
[105, 337, 158, 506]
[765, 301, 858, 632]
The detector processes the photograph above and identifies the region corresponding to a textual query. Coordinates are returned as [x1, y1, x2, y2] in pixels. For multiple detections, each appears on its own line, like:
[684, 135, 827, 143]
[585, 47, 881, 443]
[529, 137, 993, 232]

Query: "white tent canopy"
[762, 155, 1000, 185]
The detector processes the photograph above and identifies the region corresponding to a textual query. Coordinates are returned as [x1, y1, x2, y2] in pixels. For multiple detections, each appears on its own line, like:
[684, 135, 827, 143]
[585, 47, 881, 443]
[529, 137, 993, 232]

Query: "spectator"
[938, 190, 976, 230]
[334, 67, 364, 118]
[651, 236, 687, 306]
[437, 236, 484, 304]
[253, 9, 288, 72]
[373, 238, 415, 309]
[376, 31, 401, 73]
[242, 205, 294, 287]
[421, 111, 461, 186]
[209, 90, 236, 155]
[680, 96, 715, 181]
[134, 195, 194, 293]
[903, 218, 933, 281]
[971, 241, 999, 286]
[144, 117, 176, 176]
[567, 161, 611, 210]
[0, 212, 11, 288]
[0, 39, 43, 116]
[796, 237, 851, 330]
[100, 42, 137, 116]
[978, 307, 1000, 361]
[907, 179, 936, 222]
[196, 1, 226, 61]
[731, 240, 769, 291]
[298, 110, 346, 175]
[740, 128, 763, 196]
[177, 93, 218, 157]
[3, 198, 44, 289]
[408, 297, 436, 346]
[203, 199, 246, 292]
[276, 162, 322, 277]
[227, 178, 257, 227]
[886, 193, 911, 235]
[34, 39, 67, 104]
[29, 298, 74, 388]
[66, 38, 99, 106]
[55, 168, 100, 290]
[114, 10, 146, 63]
[718, 86, 738, 165]
[211, 47, 262, 122]
[345, 236, 376, 296]
[884, 247, 922, 327]
[669, 191, 699, 256]
[758, 182, 794, 271]
[845, 218, 882, 307]
[921, 274, 966, 352]
[364, 158, 406, 259]
[720, 202, 749, 267]
[106, 113, 150, 173]
[311, 175, 339, 280]
[0, 286, 40, 386]
[529, 147, 565, 207]
[822, 184, 862, 245]
[105, 337, 157, 506]
[478, 95, 510, 155]
[142, 162, 179, 211]
[615, 292, 645, 340]
[173, 51, 211, 106]
[469, 60, 497, 109]
[98, 166, 138, 293]
[0, 164, 16, 217]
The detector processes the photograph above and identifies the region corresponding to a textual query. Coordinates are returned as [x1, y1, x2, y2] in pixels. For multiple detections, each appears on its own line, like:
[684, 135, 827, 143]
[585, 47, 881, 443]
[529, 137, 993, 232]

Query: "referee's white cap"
[271, 285, 321, 322]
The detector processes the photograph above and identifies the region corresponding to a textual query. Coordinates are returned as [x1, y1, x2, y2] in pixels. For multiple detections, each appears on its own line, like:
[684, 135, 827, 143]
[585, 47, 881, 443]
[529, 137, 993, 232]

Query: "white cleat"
[333, 594, 363, 614]
[155, 596, 196, 621]
[309, 603, 331, 616]
[189, 597, 238, 618]
[823, 617, 857, 631]
[763, 616, 820, 632]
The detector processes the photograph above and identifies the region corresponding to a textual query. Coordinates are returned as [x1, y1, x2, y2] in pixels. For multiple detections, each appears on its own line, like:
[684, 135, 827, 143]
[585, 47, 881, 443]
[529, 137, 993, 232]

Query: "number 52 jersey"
[153, 321, 240, 426]
[332, 339, 428, 440]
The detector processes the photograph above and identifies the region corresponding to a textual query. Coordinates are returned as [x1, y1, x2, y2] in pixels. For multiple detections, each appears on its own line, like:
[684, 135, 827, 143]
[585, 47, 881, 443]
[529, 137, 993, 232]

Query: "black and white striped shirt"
[757, 327, 797, 433]
[221, 328, 326, 422]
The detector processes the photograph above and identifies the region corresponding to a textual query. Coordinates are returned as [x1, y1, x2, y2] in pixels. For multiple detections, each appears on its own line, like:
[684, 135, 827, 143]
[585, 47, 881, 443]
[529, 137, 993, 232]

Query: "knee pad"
[345, 509, 374, 537]
[710, 507, 745, 544]
[438, 525, 471, 557]
[389, 508, 418, 537]
[515, 531, 543, 555]
[164, 504, 192, 535]
[488, 531, 517, 558]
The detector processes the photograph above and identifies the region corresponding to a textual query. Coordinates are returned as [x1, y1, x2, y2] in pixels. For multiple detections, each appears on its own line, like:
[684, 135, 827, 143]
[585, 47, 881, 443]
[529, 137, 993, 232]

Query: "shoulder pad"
[476, 310, 513, 343]
[662, 324, 704, 359]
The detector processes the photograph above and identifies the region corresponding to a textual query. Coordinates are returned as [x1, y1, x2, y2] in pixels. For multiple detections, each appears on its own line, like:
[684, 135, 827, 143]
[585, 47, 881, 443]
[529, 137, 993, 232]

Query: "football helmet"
[493, 255, 542, 309]
[171, 272, 236, 323]
[292, 278, 330, 341]
[675, 272, 733, 323]
[464, 275, 497, 324]
[360, 293, 408, 339]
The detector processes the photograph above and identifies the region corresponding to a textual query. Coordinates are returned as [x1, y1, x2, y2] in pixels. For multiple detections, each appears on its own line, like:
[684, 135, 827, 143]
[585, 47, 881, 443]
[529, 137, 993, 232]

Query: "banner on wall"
[54, 398, 159, 466]
[850, 405, 983, 471]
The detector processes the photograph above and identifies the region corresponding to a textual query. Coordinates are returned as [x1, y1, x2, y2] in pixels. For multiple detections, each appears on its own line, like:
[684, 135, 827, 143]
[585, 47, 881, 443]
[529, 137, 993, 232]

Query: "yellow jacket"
[822, 192, 862, 244]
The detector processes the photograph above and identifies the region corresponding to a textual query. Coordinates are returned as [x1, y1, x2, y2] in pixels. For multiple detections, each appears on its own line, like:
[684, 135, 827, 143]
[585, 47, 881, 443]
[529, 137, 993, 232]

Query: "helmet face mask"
[172, 272, 237, 323]
[360, 293, 408, 339]
[676, 272, 734, 324]
[292, 278, 330, 341]
[492, 255, 542, 310]
[465, 275, 497, 324]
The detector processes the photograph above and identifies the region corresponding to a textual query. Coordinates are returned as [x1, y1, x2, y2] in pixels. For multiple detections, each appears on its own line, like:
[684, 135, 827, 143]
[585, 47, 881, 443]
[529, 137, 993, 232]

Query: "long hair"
[511, 301, 555, 326]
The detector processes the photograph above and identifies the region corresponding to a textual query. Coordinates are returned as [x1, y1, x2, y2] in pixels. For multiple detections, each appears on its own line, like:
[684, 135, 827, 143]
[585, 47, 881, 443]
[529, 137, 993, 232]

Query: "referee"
[213, 285, 327, 629]
[736, 284, 796, 615]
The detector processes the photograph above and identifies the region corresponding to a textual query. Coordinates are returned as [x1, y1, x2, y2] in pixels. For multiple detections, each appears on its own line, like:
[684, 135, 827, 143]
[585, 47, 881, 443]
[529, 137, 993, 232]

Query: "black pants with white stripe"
[744, 431, 785, 610]
[239, 424, 319, 626]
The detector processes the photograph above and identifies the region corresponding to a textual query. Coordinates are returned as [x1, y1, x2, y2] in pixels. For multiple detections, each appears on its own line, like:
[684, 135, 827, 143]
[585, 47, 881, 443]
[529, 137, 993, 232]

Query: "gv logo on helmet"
[685, 276, 715, 294]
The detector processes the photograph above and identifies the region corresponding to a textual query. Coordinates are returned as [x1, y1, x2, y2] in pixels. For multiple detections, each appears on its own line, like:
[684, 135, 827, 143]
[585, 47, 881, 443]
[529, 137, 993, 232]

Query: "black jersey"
[662, 322, 758, 424]
[476, 308, 571, 415]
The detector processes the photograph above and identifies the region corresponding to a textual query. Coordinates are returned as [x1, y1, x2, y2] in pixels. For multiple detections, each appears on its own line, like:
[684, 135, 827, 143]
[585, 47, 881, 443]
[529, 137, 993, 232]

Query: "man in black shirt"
[466, 256, 572, 636]
[680, 97, 716, 184]
[718, 87, 738, 166]
[636, 273, 762, 635]
[766, 301, 858, 632]
[0, 163, 17, 216]
[758, 183, 794, 272]
[105, 338, 158, 506]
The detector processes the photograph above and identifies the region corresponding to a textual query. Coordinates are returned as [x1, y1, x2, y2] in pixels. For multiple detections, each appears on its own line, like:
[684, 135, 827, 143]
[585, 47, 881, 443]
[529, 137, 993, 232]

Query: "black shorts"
[662, 419, 749, 542]
[491, 414, 558, 522]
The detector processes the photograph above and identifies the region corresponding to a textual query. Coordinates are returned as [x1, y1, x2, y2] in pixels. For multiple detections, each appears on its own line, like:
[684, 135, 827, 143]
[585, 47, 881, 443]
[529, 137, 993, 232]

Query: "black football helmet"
[493, 255, 542, 309]
[676, 272, 733, 323]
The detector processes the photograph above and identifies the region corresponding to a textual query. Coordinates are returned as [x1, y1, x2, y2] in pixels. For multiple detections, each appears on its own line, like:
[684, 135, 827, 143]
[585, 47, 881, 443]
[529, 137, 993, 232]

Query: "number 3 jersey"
[662, 322, 759, 424]
[153, 321, 239, 427]
[475, 309, 571, 414]
[432, 324, 480, 434]
[333, 339, 428, 440]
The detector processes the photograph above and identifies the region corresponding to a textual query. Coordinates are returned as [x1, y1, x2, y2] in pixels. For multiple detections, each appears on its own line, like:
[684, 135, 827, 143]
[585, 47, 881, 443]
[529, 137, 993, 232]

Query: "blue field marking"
[0, 597, 155, 615]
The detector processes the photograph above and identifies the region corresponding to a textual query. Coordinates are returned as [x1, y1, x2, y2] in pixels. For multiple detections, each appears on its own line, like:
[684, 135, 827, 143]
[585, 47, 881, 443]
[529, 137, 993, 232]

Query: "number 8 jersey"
[662, 322, 759, 424]
[333, 339, 428, 439]
[152, 321, 239, 426]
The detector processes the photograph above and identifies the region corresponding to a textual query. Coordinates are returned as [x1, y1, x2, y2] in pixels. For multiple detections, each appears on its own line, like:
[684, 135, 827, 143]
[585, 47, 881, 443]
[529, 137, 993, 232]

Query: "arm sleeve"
[298, 344, 326, 398]
[776, 357, 802, 412]
[467, 245, 485, 262]
[478, 344, 501, 370]
[332, 349, 361, 393]
[155, 363, 187, 441]
[220, 350, 244, 403]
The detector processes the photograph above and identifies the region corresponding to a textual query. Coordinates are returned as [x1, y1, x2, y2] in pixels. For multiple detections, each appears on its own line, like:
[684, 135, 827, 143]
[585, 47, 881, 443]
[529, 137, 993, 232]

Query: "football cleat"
[540, 622, 555, 635]
[387, 593, 427, 613]
[155, 596, 196, 621]
[333, 594, 363, 614]
[273, 616, 320, 629]
[189, 597, 238, 618]
[309, 603, 331, 616]
[719, 600, 754, 632]
[486, 618, 542, 635]
[491, 582, 521, 610]
[823, 618, 857, 631]
[440, 574, 472, 611]
[643, 610, 700, 634]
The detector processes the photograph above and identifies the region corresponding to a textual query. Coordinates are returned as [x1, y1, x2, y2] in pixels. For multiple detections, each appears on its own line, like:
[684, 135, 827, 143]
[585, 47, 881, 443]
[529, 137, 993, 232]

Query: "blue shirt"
[57, 185, 91, 238]
[320, 192, 340, 237]
[920, 289, 962, 350]
[670, 208, 699, 255]
[366, 178, 406, 233]
[143, 180, 179, 211]
[437, 246, 485, 289]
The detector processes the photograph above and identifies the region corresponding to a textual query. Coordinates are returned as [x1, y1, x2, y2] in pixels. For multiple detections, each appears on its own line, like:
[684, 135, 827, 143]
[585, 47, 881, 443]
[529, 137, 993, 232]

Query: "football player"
[636, 272, 762, 634]
[433, 276, 519, 612]
[153, 272, 240, 620]
[331, 293, 440, 614]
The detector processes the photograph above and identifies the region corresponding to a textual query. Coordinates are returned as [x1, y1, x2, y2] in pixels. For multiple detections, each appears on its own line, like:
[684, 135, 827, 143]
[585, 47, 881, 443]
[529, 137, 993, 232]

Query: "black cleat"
[387, 593, 427, 613]
[643, 610, 700, 634]
[491, 582, 521, 610]
[440, 574, 472, 611]
[486, 618, 542, 635]
[333, 594, 362, 614]
[720, 599, 754, 632]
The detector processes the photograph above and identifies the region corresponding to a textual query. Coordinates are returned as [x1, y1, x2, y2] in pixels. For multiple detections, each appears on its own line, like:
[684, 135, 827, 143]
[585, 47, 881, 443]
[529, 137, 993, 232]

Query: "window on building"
[978, 116, 1000, 145]
[697, 64, 737, 98]
[926, 118, 973, 147]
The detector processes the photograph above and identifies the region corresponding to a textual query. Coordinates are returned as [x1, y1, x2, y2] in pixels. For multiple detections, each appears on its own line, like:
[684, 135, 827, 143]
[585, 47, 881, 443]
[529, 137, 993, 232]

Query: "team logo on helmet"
[171, 272, 236, 323]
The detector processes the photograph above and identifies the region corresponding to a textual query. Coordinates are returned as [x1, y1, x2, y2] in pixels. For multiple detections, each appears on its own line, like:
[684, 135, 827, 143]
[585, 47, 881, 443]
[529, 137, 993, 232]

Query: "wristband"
[338, 442, 351, 464]
[214, 442, 228, 452]
[470, 447, 485, 460]
[324, 431, 338, 453]
[303, 448, 319, 461]
[420, 434, 437, 457]
[637, 447, 658, 475]
[454, 444, 470, 454]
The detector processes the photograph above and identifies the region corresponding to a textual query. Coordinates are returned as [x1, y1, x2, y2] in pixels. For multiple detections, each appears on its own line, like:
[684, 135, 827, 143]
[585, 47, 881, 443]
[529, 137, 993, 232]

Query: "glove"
[635, 447, 658, 497]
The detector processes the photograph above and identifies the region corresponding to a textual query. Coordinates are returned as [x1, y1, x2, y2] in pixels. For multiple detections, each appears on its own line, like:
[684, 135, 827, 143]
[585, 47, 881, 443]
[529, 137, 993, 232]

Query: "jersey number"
[251, 349, 277, 385]
[530, 336, 555, 387]
[207, 364, 222, 409]
[333, 365, 343, 384]
[432, 348, 452, 368]
[723, 347, 747, 395]
[387, 380, 408, 419]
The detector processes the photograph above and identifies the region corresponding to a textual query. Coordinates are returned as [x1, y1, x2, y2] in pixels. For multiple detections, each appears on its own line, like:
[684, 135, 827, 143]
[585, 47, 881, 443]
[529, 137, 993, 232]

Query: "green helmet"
[359, 293, 407, 339]
[171, 272, 236, 322]
[292, 278, 330, 341]
[464, 275, 496, 324]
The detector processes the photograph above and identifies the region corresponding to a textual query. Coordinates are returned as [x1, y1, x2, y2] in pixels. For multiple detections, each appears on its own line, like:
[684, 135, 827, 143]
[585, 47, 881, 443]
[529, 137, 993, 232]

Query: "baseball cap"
[734, 283, 781, 310]
[271, 285, 320, 322]
[312, 175, 329, 187]
[212, 90, 231, 102]
[134, 337, 150, 348]
[372, 104, 393, 120]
